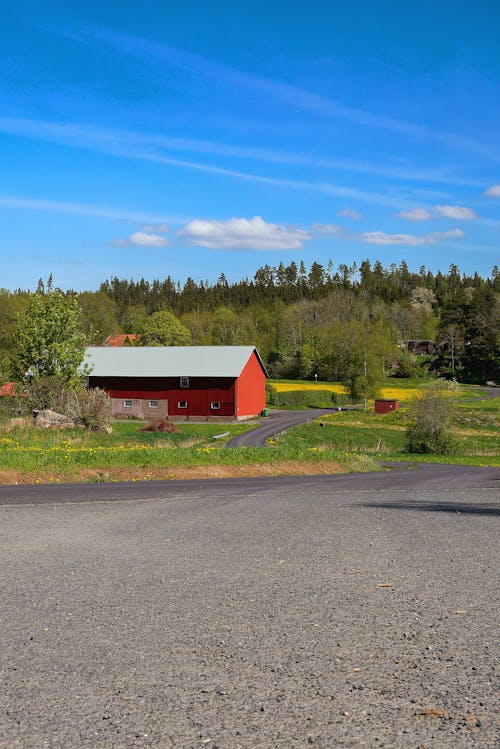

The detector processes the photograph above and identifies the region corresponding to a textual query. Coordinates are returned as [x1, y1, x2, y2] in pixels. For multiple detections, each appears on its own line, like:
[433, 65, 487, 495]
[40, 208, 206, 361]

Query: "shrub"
[405, 380, 458, 454]
[17, 377, 113, 432]
[331, 392, 350, 406]
[68, 388, 113, 432]
[266, 383, 281, 406]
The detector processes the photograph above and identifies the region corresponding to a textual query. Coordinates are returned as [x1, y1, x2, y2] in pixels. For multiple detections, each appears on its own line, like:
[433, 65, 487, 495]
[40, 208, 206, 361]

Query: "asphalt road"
[226, 409, 336, 447]
[1, 470, 499, 748]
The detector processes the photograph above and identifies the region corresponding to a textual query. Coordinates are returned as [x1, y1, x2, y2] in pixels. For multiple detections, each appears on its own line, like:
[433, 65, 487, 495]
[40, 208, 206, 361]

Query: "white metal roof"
[84, 346, 267, 378]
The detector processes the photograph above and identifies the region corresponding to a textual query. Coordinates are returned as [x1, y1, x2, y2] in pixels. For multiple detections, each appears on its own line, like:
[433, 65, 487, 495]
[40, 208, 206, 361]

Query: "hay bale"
[138, 418, 179, 433]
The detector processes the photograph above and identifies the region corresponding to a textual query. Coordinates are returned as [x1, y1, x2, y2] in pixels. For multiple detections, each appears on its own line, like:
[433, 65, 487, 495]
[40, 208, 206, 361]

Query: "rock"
[33, 409, 75, 429]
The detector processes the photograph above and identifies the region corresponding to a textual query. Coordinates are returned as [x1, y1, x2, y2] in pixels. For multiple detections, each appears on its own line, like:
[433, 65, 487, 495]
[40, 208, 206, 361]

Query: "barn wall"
[236, 352, 266, 417]
[89, 376, 236, 417]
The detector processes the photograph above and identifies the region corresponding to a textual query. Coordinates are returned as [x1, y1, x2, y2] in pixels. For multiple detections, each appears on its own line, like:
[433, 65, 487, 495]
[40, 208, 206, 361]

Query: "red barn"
[85, 346, 268, 420]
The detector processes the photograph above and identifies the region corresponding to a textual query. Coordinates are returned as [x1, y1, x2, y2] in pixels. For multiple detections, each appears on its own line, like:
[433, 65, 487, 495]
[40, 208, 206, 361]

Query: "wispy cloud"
[0, 193, 184, 223]
[311, 223, 342, 236]
[178, 216, 310, 250]
[484, 184, 500, 198]
[337, 207, 362, 221]
[0, 116, 424, 210]
[360, 229, 464, 246]
[434, 205, 477, 219]
[399, 205, 477, 221]
[142, 223, 169, 232]
[1, 115, 483, 192]
[83, 27, 500, 163]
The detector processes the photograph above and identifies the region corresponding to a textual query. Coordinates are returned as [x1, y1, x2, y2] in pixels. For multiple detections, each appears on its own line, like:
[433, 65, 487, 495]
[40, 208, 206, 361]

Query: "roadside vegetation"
[0, 377, 498, 484]
[273, 382, 499, 467]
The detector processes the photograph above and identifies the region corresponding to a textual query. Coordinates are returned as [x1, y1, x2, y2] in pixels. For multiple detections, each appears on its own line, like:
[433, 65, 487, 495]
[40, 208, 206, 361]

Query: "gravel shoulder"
[0, 475, 498, 748]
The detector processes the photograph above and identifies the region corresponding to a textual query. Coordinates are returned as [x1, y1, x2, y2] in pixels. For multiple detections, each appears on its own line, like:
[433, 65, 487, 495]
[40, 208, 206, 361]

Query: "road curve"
[0, 462, 498, 506]
[227, 408, 338, 447]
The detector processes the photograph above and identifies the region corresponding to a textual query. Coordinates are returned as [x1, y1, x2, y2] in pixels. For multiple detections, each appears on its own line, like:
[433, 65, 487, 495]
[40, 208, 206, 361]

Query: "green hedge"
[266, 385, 346, 409]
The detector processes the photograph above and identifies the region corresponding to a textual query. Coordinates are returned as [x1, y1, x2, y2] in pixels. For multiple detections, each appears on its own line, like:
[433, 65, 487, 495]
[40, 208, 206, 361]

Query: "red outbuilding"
[374, 398, 399, 414]
[85, 346, 268, 420]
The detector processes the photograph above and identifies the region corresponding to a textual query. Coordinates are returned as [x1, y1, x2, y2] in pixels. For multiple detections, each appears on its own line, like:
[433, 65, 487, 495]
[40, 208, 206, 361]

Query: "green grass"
[1, 382, 498, 481]
[274, 398, 500, 467]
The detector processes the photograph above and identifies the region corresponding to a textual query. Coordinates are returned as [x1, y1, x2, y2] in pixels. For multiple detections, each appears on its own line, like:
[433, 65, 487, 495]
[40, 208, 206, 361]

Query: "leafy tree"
[142, 310, 191, 346]
[77, 291, 121, 344]
[320, 319, 396, 406]
[11, 284, 88, 386]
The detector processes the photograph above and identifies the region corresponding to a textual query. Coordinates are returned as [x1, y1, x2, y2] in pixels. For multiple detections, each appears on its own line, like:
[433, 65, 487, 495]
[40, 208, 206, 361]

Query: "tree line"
[1, 259, 499, 390]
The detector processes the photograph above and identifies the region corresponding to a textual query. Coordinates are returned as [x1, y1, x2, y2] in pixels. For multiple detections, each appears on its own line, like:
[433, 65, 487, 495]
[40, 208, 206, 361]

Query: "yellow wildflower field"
[271, 381, 426, 402]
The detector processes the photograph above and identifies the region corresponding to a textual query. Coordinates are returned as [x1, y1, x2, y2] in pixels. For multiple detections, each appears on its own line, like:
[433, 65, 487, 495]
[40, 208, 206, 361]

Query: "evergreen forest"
[1, 259, 499, 386]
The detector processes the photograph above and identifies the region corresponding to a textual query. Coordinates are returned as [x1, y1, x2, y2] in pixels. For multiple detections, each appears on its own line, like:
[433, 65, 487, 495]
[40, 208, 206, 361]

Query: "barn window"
[178, 400, 187, 409]
[124, 399, 133, 408]
[149, 400, 158, 408]
[210, 401, 220, 410]
[180, 376, 189, 388]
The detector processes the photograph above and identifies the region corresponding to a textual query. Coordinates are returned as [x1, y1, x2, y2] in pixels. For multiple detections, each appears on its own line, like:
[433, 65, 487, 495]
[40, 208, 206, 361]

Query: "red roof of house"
[0, 381, 17, 396]
[103, 334, 142, 347]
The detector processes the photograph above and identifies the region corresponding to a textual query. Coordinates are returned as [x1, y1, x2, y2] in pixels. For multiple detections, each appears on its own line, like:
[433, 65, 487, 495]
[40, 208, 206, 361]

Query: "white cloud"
[361, 229, 464, 246]
[484, 184, 500, 198]
[433, 205, 477, 219]
[399, 205, 477, 221]
[178, 216, 310, 250]
[311, 223, 342, 235]
[398, 208, 433, 221]
[114, 231, 170, 247]
[337, 207, 362, 221]
[142, 223, 169, 232]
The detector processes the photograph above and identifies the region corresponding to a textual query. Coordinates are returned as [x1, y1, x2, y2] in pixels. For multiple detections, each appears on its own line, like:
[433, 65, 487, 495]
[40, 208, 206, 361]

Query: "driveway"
[227, 408, 340, 447]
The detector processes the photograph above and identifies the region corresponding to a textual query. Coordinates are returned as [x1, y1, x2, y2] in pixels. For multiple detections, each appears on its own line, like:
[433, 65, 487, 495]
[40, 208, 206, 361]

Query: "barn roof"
[84, 346, 268, 378]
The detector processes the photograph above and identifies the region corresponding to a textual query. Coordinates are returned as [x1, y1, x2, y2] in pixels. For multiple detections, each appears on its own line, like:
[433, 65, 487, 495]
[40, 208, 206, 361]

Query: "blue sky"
[2, 0, 499, 291]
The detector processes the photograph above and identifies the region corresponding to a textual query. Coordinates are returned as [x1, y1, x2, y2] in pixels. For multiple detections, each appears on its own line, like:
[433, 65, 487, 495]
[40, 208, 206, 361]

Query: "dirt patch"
[0, 461, 348, 485]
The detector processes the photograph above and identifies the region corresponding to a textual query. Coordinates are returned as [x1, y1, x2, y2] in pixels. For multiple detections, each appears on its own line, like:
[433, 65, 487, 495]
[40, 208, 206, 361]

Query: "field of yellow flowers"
[270, 379, 424, 402]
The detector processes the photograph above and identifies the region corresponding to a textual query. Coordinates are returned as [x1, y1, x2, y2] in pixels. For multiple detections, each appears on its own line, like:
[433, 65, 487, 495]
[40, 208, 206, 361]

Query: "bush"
[405, 380, 458, 454]
[17, 377, 113, 432]
[67, 388, 113, 432]
[266, 383, 281, 406]
[392, 351, 420, 378]
[331, 392, 350, 406]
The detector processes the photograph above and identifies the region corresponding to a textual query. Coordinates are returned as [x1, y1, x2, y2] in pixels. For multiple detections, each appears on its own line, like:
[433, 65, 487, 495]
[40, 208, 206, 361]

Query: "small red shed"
[85, 346, 267, 420]
[374, 399, 398, 414]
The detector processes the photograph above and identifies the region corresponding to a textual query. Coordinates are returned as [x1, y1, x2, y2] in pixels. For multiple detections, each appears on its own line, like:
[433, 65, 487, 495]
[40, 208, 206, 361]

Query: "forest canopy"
[1, 259, 498, 386]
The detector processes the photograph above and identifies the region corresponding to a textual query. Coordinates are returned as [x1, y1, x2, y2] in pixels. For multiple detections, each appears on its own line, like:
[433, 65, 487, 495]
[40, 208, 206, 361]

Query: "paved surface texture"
[0, 471, 499, 748]
[0, 462, 498, 505]
[226, 409, 335, 447]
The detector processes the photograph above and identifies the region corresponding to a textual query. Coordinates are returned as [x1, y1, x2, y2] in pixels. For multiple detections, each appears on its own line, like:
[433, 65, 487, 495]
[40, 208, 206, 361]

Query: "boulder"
[33, 409, 75, 429]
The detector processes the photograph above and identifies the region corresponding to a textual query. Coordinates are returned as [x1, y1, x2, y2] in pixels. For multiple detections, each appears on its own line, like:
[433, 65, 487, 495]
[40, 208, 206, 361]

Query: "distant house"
[85, 346, 268, 420]
[103, 334, 142, 347]
[407, 340, 435, 356]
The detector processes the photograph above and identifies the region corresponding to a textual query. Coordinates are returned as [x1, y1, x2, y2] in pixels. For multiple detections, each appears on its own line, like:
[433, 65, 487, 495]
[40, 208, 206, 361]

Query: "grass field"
[274, 391, 500, 467]
[0, 379, 498, 483]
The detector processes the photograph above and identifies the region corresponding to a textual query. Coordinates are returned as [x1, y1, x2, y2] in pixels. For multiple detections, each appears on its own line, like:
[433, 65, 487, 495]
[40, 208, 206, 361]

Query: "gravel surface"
[0, 476, 498, 748]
